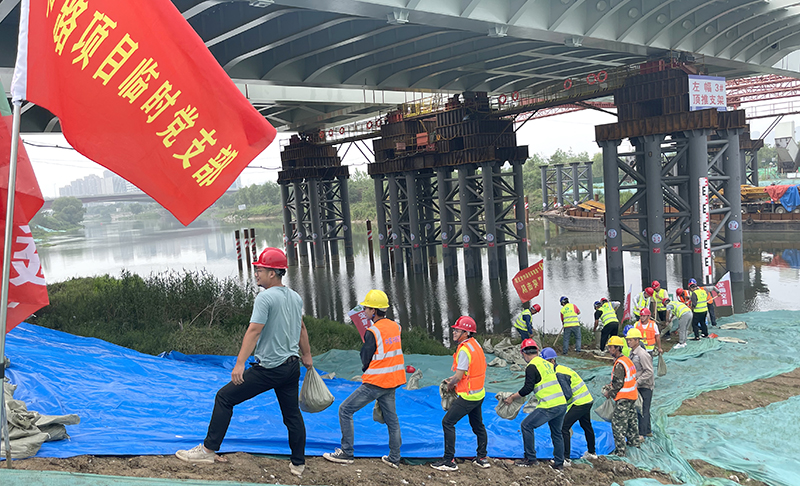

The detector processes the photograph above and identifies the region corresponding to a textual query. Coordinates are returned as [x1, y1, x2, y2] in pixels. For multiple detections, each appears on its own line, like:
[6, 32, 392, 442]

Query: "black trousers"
[204, 358, 306, 465]
[600, 323, 618, 351]
[637, 387, 653, 436]
[442, 396, 487, 460]
[692, 311, 708, 338]
[561, 401, 595, 458]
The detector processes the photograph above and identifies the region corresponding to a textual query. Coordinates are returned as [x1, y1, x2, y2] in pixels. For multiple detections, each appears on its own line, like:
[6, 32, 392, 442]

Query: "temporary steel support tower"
[540, 162, 594, 210]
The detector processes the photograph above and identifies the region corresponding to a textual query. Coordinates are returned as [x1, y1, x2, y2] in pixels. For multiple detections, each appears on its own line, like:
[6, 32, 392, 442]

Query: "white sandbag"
[720, 321, 748, 330]
[522, 395, 538, 413]
[373, 401, 385, 424]
[439, 380, 458, 411]
[483, 338, 494, 354]
[321, 372, 335, 380]
[717, 336, 748, 344]
[635, 394, 643, 413]
[494, 392, 525, 420]
[594, 398, 615, 422]
[406, 369, 423, 390]
[657, 354, 667, 377]
[299, 367, 335, 413]
[488, 357, 508, 367]
[509, 364, 523, 372]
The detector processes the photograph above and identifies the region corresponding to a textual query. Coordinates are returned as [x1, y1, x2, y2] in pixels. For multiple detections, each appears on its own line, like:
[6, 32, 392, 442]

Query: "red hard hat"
[641, 309, 651, 316]
[452, 316, 477, 333]
[676, 288, 685, 296]
[652, 280, 661, 289]
[645, 287, 654, 296]
[520, 338, 538, 352]
[254, 247, 288, 269]
[662, 298, 669, 305]
[532, 304, 541, 313]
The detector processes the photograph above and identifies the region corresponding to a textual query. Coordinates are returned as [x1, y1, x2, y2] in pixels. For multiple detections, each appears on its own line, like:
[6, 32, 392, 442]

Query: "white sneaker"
[563, 459, 572, 467]
[290, 463, 305, 477]
[674, 343, 687, 349]
[582, 452, 598, 460]
[323, 448, 354, 464]
[175, 444, 216, 464]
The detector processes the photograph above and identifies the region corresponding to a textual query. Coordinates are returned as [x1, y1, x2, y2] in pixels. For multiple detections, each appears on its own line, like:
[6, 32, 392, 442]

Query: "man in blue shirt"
[176, 248, 313, 477]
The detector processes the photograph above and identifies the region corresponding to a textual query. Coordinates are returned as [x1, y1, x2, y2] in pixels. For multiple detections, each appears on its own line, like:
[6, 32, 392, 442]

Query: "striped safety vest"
[599, 302, 619, 327]
[555, 364, 593, 408]
[668, 300, 691, 318]
[452, 337, 486, 401]
[654, 289, 668, 311]
[635, 293, 651, 315]
[527, 356, 567, 409]
[693, 288, 709, 313]
[513, 309, 533, 331]
[635, 319, 657, 352]
[612, 355, 638, 401]
[561, 303, 580, 328]
[362, 318, 407, 388]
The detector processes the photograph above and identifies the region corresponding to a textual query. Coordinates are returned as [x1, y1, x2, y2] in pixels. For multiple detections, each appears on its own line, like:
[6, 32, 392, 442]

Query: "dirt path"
[13, 455, 676, 486]
[672, 367, 800, 416]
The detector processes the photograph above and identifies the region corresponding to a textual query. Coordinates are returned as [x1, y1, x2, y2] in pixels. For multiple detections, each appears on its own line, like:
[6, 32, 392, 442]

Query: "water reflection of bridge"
[41, 189, 238, 210]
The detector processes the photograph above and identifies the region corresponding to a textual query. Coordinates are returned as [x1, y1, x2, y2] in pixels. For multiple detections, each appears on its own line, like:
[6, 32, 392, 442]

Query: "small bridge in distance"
[42, 189, 239, 210]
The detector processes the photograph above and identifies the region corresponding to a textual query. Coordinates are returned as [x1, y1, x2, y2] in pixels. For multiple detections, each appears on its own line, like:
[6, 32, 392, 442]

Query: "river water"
[38, 217, 800, 339]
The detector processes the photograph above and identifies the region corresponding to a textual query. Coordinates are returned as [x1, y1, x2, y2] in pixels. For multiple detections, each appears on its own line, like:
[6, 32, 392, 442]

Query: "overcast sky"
[20, 106, 800, 199]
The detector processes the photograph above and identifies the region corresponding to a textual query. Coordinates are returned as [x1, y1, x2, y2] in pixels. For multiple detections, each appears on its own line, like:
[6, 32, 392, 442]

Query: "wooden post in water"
[366, 219, 375, 273]
[250, 228, 257, 261]
[243, 229, 251, 266]
[234, 230, 243, 272]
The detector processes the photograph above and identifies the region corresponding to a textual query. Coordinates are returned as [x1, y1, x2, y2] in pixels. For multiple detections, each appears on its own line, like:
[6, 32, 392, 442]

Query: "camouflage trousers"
[611, 398, 640, 455]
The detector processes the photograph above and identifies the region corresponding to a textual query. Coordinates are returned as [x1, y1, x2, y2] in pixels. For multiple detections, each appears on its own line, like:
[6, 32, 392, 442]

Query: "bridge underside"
[2, 0, 799, 133]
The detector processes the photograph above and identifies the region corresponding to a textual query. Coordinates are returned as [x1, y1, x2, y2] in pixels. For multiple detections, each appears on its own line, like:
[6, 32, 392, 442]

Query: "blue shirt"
[250, 286, 304, 369]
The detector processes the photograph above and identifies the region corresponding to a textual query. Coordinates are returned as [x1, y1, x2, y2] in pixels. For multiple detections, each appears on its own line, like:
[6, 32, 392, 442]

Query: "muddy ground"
[13, 454, 676, 486]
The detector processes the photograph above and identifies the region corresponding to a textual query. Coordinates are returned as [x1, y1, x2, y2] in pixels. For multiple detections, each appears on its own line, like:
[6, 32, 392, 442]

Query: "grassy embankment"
[30, 270, 451, 357]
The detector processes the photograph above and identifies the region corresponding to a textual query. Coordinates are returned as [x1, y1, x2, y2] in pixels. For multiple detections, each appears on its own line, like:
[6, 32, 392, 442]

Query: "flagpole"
[0, 99, 22, 466]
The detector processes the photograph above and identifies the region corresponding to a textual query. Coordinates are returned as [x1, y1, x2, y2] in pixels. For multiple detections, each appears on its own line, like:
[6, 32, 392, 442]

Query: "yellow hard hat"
[360, 289, 389, 309]
[607, 336, 626, 347]
[626, 328, 643, 340]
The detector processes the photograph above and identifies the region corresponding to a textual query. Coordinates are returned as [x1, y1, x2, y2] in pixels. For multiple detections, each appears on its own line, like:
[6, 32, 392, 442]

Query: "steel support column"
[513, 161, 529, 270]
[437, 168, 457, 277]
[599, 140, 623, 292]
[323, 182, 339, 262]
[292, 181, 309, 267]
[721, 129, 744, 283]
[279, 183, 297, 266]
[586, 162, 594, 200]
[481, 162, 499, 280]
[687, 130, 710, 285]
[339, 176, 354, 264]
[373, 177, 390, 273]
[492, 163, 508, 276]
[555, 165, 564, 207]
[405, 171, 424, 274]
[307, 178, 326, 268]
[388, 175, 404, 275]
[571, 162, 580, 205]
[642, 135, 667, 286]
[459, 167, 479, 278]
[540, 165, 548, 210]
[677, 138, 693, 283]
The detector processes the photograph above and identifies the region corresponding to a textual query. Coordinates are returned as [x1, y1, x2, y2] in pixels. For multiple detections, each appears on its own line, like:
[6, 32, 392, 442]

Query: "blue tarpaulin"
[779, 184, 800, 212]
[5, 323, 612, 460]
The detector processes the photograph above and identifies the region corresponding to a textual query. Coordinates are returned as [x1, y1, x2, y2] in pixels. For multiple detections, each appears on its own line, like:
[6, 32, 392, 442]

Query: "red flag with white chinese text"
[11, 0, 276, 225]
[0, 113, 49, 333]
[512, 259, 543, 303]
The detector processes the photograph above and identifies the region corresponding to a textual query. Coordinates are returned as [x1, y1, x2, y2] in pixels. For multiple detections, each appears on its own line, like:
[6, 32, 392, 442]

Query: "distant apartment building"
[58, 170, 141, 197]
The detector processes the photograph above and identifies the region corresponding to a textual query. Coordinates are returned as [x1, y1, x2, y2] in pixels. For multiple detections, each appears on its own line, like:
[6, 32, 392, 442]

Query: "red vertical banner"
[12, 0, 276, 225]
[714, 272, 733, 307]
[623, 285, 633, 321]
[512, 259, 543, 303]
[347, 306, 373, 342]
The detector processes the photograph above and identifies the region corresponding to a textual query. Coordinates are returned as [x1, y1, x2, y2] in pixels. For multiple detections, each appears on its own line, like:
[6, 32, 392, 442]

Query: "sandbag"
[657, 354, 667, 376]
[406, 369, 423, 390]
[494, 392, 524, 420]
[439, 380, 458, 411]
[373, 401, 385, 424]
[488, 357, 508, 368]
[595, 398, 615, 422]
[717, 336, 748, 344]
[522, 395, 538, 413]
[483, 338, 494, 354]
[321, 372, 335, 380]
[635, 394, 643, 413]
[720, 321, 748, 330]
[299, 367, 335, 413]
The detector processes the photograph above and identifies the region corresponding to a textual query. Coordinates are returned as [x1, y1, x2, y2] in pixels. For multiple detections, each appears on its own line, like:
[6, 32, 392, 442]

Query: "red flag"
[512, 259, 543, 303]
[714, 272, 733, 307]
[623, 284, 633, 321]
[0, 114, 49, 333]
[11, 0, 276, 225]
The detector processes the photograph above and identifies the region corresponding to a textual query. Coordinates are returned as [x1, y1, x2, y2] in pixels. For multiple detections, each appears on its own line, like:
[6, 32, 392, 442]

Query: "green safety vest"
[513, 309, 533, 331]
[635, 293, 651, 314]
[669, 300, 691, 318]
[654, 289, 668, 311]
[599, 302, 618, 327]
[693, 288, 709, 313]
[555, 364, 593, 408]
[622, 341, 631, 357]
[528, 356, 567, 409]
[561, 303, 580, 328]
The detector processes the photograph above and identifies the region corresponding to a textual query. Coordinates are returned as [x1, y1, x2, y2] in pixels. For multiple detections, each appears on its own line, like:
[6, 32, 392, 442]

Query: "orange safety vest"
[452, 337, 487, 400]
[635, 319, 657, 351]
[678, 294, 692, 307]
[362, 318, 406, 388]
[612, 355, 638, 401]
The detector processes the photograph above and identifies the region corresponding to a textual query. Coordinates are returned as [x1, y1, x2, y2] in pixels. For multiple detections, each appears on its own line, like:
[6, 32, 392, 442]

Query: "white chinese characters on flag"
[688, 75, 727, 112]
[4, 225, 48, 333]
[714, 272, 733, 307]
[622, 284, 633, 322]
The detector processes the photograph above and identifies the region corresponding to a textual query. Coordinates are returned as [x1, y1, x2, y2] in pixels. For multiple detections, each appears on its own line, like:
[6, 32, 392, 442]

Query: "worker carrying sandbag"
[540, 347, 597, 463]
[512, 303, 541, 341]
[503, 339, 567, 470]
[323, 289, 405, 469]
[603, 336, 642, 457]
[430, 316, 490, 472]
